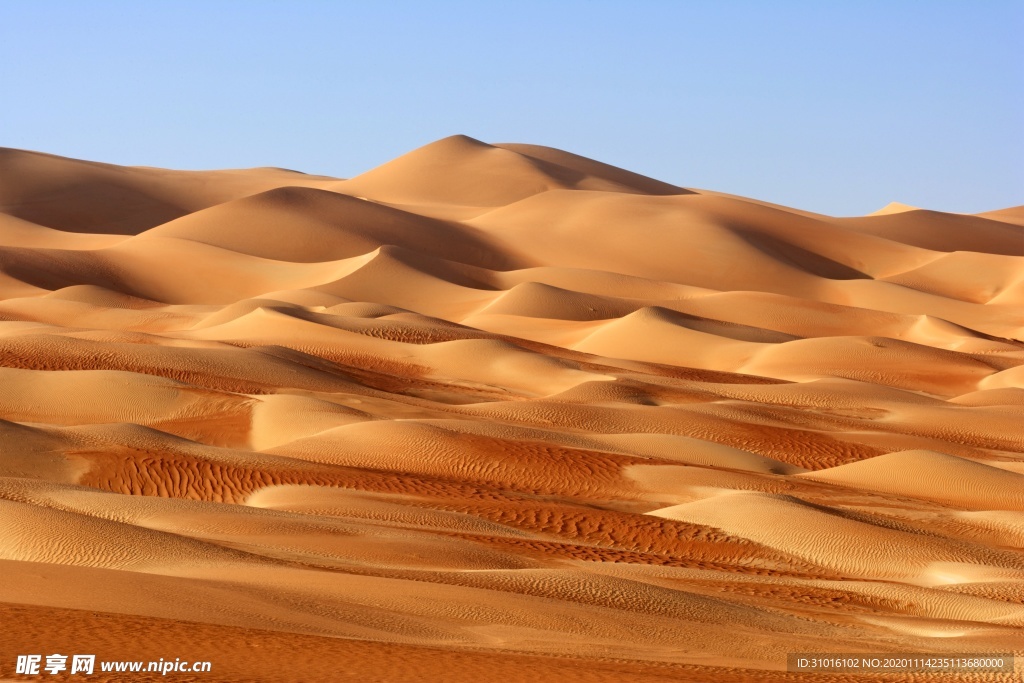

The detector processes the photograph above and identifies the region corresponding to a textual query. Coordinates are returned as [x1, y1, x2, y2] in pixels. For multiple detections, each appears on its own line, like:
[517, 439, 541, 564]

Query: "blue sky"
[1, 1, 1020, 215]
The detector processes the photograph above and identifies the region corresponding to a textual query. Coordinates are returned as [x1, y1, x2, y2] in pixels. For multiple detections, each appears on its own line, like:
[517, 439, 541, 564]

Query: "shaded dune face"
[1, 136, 1023, 681]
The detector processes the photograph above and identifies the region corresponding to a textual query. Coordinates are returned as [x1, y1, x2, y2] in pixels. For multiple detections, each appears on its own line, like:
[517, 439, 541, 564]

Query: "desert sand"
[0, 135, 1022, 681]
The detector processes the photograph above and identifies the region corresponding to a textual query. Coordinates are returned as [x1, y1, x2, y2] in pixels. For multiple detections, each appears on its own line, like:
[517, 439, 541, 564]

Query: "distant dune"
[1, 136, 1022, 681]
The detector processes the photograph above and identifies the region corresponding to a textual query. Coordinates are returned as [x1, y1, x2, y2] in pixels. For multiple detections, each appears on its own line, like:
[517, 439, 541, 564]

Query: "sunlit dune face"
[1, 137, 1023, 681]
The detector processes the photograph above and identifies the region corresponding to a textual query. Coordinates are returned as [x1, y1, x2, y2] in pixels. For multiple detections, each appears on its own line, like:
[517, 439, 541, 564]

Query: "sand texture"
[0, 137, 1022, 681]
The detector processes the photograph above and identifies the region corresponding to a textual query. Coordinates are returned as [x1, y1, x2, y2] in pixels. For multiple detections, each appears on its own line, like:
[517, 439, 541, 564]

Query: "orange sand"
[0, 137, 1022, 681]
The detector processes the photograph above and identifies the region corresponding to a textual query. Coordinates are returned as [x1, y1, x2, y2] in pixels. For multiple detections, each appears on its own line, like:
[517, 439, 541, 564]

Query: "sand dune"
[0, 147, 339, 234]
[337, 135, 690, 210]
[1, 137, 1022, 681]
[801, 450, 1024, 510]
[648, 491, 1024, 583]
[838, 208, 1024, 256]
[140, 185, 523, 270]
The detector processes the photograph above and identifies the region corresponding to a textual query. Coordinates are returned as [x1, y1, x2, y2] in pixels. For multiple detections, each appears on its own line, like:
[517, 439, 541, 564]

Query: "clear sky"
[1, 1, 1020, 216]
